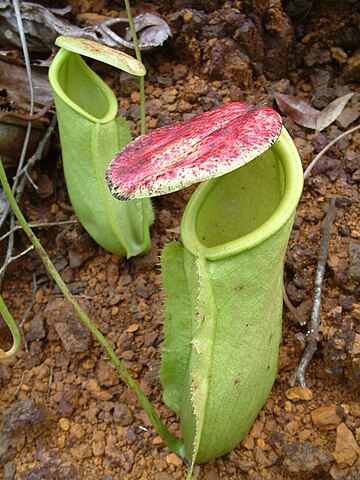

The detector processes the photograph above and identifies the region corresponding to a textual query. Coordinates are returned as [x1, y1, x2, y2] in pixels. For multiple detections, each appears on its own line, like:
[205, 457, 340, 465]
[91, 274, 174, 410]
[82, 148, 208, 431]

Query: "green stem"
[123, 0, 146, 135]
[0, 294, 22, 359]
[0, 159, 184, 458]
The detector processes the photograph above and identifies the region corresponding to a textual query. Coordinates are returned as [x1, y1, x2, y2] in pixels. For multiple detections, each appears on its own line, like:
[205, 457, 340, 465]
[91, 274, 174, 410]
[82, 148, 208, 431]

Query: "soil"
[0, 1, 359, 479]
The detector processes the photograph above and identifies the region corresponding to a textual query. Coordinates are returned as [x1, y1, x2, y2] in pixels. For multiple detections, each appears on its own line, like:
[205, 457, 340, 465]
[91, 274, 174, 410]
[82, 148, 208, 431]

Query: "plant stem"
[0, 159, 184, 458]
[123, 0, 146, 135]
[0, 294, 22, 359]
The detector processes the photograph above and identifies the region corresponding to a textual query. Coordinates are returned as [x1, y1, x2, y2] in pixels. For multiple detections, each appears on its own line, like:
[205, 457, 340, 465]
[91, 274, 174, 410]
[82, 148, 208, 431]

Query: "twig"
[283, 286, 307, 325]
[0, 245, 34, 282]
[0, 220, 78, 242]
[0, 101, 54, 122]
[10, 370, 25, 400]
[290, 197, 338, 387]
[304, 123, 360, 179]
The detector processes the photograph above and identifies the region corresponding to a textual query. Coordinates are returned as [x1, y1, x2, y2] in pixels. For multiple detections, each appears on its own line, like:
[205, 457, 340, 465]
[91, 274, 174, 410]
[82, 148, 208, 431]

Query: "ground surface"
[0, 1, 359, 479]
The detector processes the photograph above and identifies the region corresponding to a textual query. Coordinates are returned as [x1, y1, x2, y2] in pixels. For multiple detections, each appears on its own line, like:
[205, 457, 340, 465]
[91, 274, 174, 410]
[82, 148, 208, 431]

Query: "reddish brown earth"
[0, 1, 359, 479]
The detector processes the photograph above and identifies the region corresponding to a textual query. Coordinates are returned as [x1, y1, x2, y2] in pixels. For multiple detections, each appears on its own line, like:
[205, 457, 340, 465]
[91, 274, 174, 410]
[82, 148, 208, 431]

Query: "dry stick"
[284, 125, 360, 388]
[290, 197, 338, 388]
[0, 101, 54, 122]
[288, 124, 359, 386]
[283, 286, 307, 325]
[304, 123, 360, 180]
[0, 160, 185, 459]
[0, 220, 78, 242]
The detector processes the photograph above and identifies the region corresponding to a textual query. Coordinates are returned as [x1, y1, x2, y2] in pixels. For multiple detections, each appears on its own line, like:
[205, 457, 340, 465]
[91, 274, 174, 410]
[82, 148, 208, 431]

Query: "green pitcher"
[49, 37, 153, 257]
[160, 128, 303, 464]
[106, 102, 303, 466]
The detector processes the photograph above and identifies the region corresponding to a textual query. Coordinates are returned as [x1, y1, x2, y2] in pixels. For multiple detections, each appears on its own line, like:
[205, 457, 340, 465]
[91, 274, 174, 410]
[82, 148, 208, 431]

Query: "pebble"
[285, 386, 313, 401]
[282, 440, 332, 472]
[59, 418, 71, 432]
[84, 379, 113, 402]
[332, 423, 360, 467]
[349, 242, 360, 281]
[25, 314, 46, 342]
[165, 453, 183, 467]
[310, 405, 344, 430]
[113, 403, 134, 426]
[126, 324, 140, 333]
[1, 398, 44, 433]
[3, 461, 16, 480]
[46, 298, 92, 354]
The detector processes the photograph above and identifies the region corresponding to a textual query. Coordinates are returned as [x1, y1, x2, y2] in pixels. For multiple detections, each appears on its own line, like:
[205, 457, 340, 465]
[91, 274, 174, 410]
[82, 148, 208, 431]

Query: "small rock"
[152, 436, 164, 446]
[250, 419, 264, 439]
[67, 423, 86, 445]
[25, 314, 46, 342]
[96, 360, 119, 388]
[0, 432, 14, 468]
[56, 384, 80, 417]
[285, 386, 313, 401]
[1, 399, 43, 433]
[349, 242, 360, 281]
[343, 49, 360, 82]
[36, 174, 54, 199]
[113, 403, 134, 426]
[106, 263, 119, 285]
[126, 324, 139, 333]
[59, 418, 71, 432]
[283, 441, 332, 472]
[83, 379, 113, 401]
[332, 423, 360, 468]
[3, 461, 16, 480]
[165, 453, 183, 467]
[242, 435, 255, 450]
[311, 405, 344, 430]
[336, 107, 360, 129]
[305, 47, 331, 66]
[20, 449, 78, 479]
[45, 298, 92, 354]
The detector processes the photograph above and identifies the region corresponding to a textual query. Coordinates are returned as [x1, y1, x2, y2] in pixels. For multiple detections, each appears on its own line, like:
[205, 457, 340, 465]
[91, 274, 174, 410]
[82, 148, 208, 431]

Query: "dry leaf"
[273, 92, 320, 129]
[274, 91, 355, 131]
[315, 93, 354, 131]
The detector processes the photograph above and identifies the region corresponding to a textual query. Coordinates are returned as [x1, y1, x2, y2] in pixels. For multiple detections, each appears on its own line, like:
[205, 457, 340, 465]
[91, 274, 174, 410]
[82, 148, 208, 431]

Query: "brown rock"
[45, 298, 92, 354]
[113, 403, 134, 426]
[96, 359, 119, 388]
[165, 453, 183, 467]
[286, 386, 313, 401]
[84, 379, 113, 401]
[67, 423, 85, 444]
[311, 405, 344, 430]
[332, 423, 360, 468]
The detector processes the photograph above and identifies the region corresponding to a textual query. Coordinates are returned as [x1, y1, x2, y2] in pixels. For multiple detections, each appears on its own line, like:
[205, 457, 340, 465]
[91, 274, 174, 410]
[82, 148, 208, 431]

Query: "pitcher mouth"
[48, 48, 118, 124]
[180, 127, 304, 261]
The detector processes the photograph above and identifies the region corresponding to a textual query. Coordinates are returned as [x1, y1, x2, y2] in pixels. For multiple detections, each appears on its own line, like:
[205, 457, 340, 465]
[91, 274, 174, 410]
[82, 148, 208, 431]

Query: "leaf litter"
[273, 91, 354, 131]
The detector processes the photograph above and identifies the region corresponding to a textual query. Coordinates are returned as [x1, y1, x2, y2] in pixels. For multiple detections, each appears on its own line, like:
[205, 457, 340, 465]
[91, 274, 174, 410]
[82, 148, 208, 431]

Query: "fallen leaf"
[274, 91, 355, 131]
[273, 92, 320, 129]
[316, 93, 354, 131]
